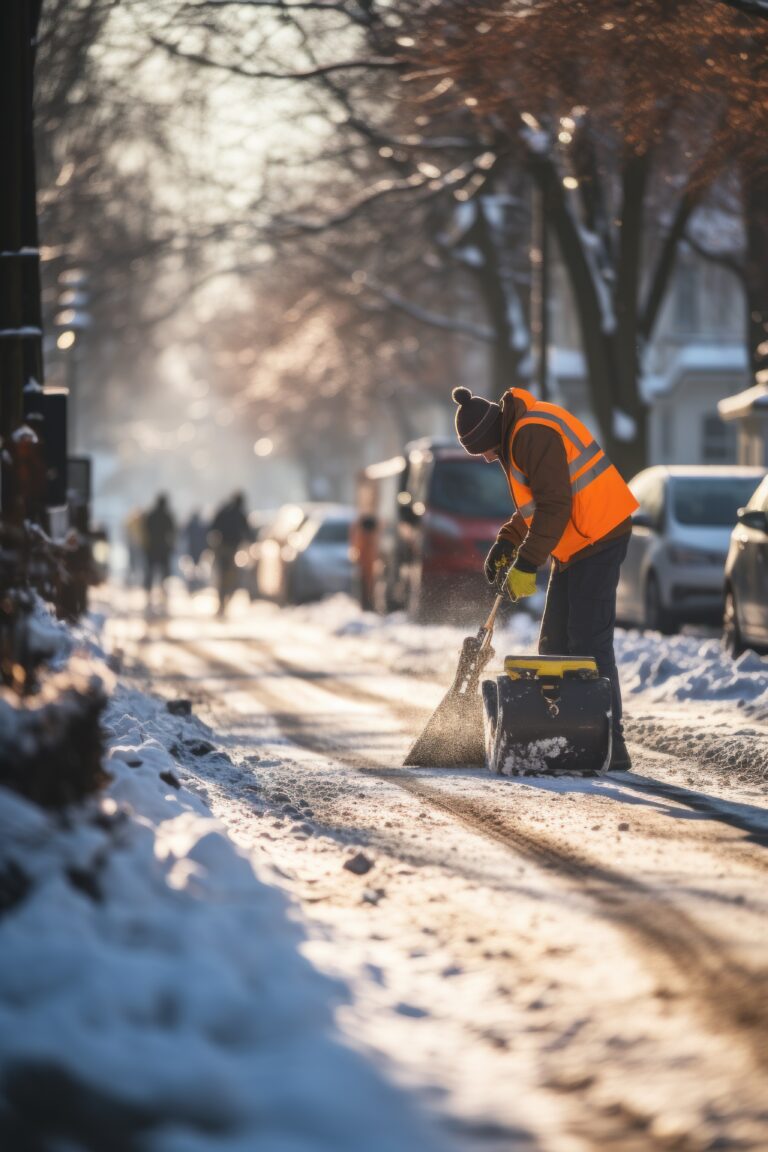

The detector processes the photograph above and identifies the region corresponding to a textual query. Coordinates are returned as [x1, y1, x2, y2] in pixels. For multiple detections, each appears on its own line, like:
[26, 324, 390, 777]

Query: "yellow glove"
[505, 565, 537, 602]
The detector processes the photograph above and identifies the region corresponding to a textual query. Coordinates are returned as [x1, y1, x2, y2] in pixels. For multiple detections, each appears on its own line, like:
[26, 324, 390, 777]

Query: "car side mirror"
[632, 511, 655, 531]
[737, 507, 768, 533]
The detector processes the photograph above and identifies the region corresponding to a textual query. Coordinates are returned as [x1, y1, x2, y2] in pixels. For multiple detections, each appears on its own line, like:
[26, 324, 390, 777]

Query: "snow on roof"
[718, 380, 768, 422]
[642, 343, 749, 402]
[550, 347, 585, 379]
[634, 463, 765, 479]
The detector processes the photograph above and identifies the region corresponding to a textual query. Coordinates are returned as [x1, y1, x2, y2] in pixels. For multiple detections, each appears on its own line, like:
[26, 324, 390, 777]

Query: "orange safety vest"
[505, 389, 639, 563]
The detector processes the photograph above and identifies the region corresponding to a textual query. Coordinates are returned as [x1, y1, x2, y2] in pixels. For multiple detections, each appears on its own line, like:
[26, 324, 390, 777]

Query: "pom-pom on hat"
[452, 387, 502, 455]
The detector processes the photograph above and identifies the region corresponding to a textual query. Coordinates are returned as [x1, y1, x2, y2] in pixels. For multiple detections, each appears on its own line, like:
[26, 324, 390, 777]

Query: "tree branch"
[149, 34, 400, 81]
[682, 230, 746, 281]
[323, 255, 494, 341]
[271, 159, 484, 237]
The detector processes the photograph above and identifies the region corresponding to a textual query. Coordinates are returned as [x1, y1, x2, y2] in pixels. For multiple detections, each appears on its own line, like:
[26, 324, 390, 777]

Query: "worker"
[452, 385, 638, 771]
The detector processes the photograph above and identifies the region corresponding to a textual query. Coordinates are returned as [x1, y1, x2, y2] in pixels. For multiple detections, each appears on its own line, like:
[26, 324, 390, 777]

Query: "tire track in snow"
[180, 634, 768, 1081]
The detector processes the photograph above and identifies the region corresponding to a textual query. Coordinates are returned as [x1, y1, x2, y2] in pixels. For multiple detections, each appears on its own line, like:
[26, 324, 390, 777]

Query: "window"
[745, 475, 768, 512]
[429, 459, 512, 518]
[671, 476, 762, 527]
[701, 414, 736, 464]
[313, 518, 352, 545]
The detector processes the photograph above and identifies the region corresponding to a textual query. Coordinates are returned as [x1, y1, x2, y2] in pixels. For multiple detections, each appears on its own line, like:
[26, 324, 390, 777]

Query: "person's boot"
[608, 734, 632, 772]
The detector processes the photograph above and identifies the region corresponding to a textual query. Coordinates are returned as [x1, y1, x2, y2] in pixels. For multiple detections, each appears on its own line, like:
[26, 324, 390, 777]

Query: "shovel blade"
[404, 687, 485, 767]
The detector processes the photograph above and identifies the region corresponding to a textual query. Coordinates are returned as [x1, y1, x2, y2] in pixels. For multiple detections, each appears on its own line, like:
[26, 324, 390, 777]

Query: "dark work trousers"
[538, 535, 629, 738]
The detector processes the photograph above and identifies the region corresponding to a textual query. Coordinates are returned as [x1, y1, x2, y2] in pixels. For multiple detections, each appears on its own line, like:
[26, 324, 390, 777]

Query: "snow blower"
[403, 584, 612, 775]
[403, 593, 504, 767]
[482, 656, 612, 776]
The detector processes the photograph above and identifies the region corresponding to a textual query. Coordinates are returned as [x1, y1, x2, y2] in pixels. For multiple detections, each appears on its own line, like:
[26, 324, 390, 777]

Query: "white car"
[616, 465, 766, 634]
[285, 507, 355, 604]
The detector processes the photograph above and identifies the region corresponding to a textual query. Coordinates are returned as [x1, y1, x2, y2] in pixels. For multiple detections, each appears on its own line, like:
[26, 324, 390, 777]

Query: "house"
[717, 372, 768, 466]
[549, 239, 749, 467]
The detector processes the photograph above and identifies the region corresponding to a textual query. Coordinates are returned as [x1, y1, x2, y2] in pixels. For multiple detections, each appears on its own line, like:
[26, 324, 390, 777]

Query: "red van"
[355, 438, 515, 621]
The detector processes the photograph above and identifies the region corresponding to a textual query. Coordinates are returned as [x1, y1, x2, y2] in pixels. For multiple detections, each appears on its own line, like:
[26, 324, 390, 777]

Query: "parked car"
[254, 504, 311, 602]
[255, 503, 354, 605]
[284, 506, 355, 603]
[356, 438, 517, 621]
[353, 455, 407, 612]
[242, 510, 275, 600]
[617, 465, 766, 633]
[723, 473, 768, 655]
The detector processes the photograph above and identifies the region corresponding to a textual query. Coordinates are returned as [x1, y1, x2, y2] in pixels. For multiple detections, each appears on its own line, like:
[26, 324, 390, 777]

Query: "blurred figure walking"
[124, 507, 146, 585]
[143, 493, 176, 606]
[182, 509, 209, 593]
[209, 492, 249, 616]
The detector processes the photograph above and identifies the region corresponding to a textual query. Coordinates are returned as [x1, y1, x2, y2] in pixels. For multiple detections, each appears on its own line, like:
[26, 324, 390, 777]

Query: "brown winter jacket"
[496, 392, 631, 571]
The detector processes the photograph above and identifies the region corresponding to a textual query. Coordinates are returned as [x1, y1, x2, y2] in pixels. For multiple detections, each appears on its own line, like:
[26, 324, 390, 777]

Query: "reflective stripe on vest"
[507, 395, 639, 562]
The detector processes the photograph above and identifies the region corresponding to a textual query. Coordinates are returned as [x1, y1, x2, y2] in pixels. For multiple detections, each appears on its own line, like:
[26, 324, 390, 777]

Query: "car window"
[670, 477, 763, 527]
[744, 475, 768, 512]
[313, 518, 351, 544]
[429, 459, 512, 518]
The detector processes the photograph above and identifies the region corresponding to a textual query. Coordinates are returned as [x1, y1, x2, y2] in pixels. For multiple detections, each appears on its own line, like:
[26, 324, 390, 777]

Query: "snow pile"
[25, 597, 73, 667]
[0, 682, 440, 1151]
[617, 630, 768, 722]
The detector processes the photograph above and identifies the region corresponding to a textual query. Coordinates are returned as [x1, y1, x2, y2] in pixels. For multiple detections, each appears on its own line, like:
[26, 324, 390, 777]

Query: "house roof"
[718, 375, 768, 422]
[642, 343, 749, 402]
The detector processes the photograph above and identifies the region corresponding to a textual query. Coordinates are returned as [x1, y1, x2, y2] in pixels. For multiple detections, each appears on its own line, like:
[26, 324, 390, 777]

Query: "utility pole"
[0, 1, 66, 527]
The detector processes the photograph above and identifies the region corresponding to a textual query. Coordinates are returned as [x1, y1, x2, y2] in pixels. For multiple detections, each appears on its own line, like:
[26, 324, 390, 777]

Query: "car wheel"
[644, 573, 677, 635]
[722, 588, 744, 658]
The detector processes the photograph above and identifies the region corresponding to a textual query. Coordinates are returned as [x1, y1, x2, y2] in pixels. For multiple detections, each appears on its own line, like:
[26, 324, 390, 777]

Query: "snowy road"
[107, 589, 768, 1152]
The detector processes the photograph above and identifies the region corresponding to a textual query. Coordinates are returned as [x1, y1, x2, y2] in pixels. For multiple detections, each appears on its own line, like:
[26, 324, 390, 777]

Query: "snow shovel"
[403, 591, 504, 768]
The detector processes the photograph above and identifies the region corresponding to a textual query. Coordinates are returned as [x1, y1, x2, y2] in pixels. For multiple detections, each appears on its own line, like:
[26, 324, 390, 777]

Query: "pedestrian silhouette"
[209, 492, 249, 616]
[143, 493, 176, 607]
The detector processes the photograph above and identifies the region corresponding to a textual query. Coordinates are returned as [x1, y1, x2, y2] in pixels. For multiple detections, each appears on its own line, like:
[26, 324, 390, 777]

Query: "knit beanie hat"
[452, 387, 502, 454]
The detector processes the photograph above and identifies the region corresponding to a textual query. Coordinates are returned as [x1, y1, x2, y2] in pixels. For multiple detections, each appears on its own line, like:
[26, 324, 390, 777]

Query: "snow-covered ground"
[98, 586, 768, 1151]
[0, 614, 441, 1152]
[4, 586, 768, 1151]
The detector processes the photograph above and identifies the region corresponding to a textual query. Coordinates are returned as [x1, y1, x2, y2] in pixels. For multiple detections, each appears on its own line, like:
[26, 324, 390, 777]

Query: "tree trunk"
[0, 0, 45, 521]
[529, 157, 617, 451]
[466, 199, 527, 397]
[742, 163, 768, 377]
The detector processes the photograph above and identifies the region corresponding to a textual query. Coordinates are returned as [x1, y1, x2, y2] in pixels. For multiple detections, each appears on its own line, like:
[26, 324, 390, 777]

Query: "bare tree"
[405, 0, 768, 472]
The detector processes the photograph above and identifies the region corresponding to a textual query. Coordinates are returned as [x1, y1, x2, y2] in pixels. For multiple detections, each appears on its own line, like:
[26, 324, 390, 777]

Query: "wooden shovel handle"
[479, 592, 505, 649]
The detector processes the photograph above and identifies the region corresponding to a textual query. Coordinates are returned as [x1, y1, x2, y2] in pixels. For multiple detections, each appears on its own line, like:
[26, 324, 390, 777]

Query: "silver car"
[617, 465, 766, 634]
[283, 506, 355, 604]
[723, 473, 768, 655]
